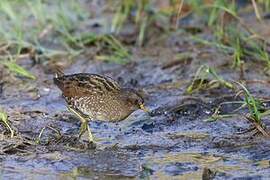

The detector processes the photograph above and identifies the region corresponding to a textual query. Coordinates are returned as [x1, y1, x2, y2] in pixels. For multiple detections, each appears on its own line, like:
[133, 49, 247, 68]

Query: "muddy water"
[1, 41, 270, 179]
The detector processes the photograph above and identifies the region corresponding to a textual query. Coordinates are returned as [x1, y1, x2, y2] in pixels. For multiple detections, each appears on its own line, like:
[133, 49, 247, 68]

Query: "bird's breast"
[66, 95, 134, 122]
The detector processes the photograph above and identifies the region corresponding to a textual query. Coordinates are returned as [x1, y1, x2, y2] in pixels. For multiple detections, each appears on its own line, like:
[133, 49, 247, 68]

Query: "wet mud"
[2, 46, 270, 179]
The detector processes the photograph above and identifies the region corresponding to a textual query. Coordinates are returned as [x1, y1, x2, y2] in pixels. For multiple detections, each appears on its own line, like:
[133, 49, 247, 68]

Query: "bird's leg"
[67, 106, 94, 143]
[86, 123, 94, 143]
[79, 121, 87, 138]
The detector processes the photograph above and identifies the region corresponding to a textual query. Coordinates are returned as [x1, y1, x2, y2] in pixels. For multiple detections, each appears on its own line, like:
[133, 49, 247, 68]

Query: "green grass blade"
[0, 109, 14, 138]
[2, 61, 36, 80]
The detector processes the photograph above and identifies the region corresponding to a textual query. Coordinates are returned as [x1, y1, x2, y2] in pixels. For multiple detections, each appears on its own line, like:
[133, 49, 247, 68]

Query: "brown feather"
[54, 73, 145, 121]
[54, 73, 120, 98]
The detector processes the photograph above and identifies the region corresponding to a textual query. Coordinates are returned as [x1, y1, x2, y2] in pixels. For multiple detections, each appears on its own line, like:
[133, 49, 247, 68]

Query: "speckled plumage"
[54, 73, 144, 121]
[54, 72, 147, 144]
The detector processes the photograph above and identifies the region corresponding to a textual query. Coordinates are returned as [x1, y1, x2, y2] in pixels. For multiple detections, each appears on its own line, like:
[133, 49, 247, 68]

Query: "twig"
[245, 115, 270, 137]
[245, 80, 270, 86]
[175, 0, 184, 29]
[0, 43, 10, 53]
[36, 125, 62, 144]
[38, 24, 53, 39]
[251, 0, 262, 22]
[236, 126, 256, 135]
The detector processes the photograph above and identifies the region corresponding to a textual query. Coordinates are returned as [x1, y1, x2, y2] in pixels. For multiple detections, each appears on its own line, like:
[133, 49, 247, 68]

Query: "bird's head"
[120, 88, 149, 112]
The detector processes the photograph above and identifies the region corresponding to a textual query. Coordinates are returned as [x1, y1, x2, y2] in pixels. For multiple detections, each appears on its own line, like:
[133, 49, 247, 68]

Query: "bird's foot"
[87, 141, 97, 149]
[78, 122, 96, 149]
[65, 136, 96, 149]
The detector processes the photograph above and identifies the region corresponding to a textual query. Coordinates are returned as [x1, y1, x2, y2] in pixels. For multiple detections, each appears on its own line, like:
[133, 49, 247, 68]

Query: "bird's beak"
[139, 104, 150, 113]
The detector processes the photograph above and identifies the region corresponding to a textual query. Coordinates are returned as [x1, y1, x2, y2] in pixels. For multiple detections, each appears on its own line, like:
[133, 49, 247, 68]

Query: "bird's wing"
[54, 73, 121, 98]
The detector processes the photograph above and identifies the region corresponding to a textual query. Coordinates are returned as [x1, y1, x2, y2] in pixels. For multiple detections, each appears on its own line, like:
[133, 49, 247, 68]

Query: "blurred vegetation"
[0, 0, 88, 78]
[0, 0, 269, 72]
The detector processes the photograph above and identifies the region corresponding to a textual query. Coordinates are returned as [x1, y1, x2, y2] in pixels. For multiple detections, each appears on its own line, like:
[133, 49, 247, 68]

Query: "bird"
[53, 70, 148, 146]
